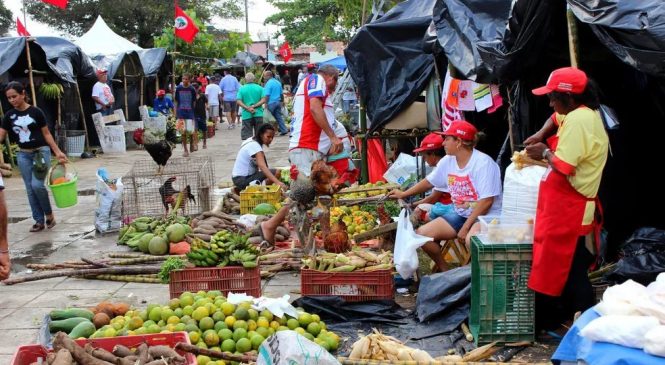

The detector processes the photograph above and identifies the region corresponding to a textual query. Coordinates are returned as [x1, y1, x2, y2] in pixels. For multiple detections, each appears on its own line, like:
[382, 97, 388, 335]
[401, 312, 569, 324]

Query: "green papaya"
[68, 320, 96, 339]
[49, 317, 91, 333]
[49, 308, 94, 321]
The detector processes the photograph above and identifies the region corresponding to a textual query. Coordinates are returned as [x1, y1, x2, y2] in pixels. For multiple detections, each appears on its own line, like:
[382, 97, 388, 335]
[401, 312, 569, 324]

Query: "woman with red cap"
[524, 67, 608, 336]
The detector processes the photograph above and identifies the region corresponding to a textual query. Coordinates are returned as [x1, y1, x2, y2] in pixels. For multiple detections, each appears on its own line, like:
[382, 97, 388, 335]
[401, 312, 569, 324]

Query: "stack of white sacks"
[581, 273, 665, 357]
[501, 163, 546, 222]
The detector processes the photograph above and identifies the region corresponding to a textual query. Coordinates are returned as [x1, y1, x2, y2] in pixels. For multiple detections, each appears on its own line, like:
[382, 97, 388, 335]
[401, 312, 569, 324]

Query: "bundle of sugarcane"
[302, 250, 393, 272]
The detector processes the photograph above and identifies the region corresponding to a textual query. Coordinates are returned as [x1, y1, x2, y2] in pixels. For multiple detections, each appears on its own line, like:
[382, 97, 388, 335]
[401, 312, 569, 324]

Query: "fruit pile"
[335, 181, 394, 199]
[330, 206, 377, 236]
[187, 231, 260, 268]
[302, 250, 393, 272]
[87, 291, 341, 356]
[118, 216, 191, 255]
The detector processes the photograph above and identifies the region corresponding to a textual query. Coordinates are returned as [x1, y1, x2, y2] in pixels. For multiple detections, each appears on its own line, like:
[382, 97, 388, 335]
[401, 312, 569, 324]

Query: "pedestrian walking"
[263, 71, 288, 135]
[194, 85, 208, 149]
[236, 73, 265, 140]
[220, 70, 241, 129]
[175, 74, 197, 156]
[205, 77, 222, 128]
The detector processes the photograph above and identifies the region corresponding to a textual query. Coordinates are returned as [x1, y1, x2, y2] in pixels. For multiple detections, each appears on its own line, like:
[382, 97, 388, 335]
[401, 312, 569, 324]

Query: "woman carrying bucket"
[0, 81, 67, 232]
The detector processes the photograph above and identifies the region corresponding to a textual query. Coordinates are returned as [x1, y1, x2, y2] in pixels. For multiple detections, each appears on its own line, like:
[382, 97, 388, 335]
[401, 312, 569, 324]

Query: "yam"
[191, 218, 199, 228]
[228, 192, 241, 202]
[52, 332, 114, 365]
[51, 349, 73, 365]
[112, 345, 133, 358]
[117, 355, 139, 365]
[191, 233, 212, 242]
[248, 237, 263, 245]
[90, 348, 120, 363]
[193, 227, 215, 235]
[137, 343, 151, 364]
[255, 215, 269, 223]
[276, 226, 290, 238]
[274, 234, 285, 242]
[46, 352, 57, 364]
[148, 346, 185, 363]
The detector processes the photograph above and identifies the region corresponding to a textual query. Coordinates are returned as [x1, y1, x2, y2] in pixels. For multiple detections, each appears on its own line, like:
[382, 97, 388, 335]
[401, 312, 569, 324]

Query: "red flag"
[174, 6, 199, 43]
[16, 18, 30, 37]
[278, 42, 293, 63]
[42, 0, 68, 8]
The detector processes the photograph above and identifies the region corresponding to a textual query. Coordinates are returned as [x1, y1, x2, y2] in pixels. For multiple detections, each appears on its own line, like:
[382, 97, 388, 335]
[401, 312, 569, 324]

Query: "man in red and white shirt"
[288, 65, 343, 177]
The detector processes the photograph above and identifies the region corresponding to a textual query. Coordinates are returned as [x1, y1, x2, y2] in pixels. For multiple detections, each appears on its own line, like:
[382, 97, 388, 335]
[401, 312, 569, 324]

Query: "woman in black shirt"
[0, 82, 67, 232]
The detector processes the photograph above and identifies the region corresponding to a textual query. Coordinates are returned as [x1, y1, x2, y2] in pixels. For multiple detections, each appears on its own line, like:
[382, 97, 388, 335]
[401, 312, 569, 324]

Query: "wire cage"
[122, 156, 215, 221]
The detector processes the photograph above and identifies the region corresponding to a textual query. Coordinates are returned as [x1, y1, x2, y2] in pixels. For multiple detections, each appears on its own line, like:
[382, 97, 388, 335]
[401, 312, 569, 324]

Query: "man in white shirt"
[205, 77, 222, 128]
[92, 69, 115, 116]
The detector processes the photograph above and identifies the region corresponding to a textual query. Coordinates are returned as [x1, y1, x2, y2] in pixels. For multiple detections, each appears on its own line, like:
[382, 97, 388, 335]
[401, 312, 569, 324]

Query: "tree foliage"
[265, 0, 399, 50]
[24, 0, 243, 48]
[154, 9, 251, 76]
[0, 0, 13, 36]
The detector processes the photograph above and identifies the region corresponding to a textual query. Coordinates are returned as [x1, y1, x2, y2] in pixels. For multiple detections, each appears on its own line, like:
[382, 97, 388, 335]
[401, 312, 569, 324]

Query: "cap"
[413, 133, 444, 153]
[532, 67, 588, 95]
[156, 89, 166, 96]
[96, 69, 107, 76]
[436, 120, 477, 141]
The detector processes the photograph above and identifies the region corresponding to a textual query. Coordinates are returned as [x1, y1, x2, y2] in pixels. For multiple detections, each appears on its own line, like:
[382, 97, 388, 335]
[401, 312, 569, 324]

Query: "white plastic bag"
[580, 315, 659, 349]
[501, 163, 546, 221]
[383, 153, 418, 185]
[95, 173, 123, 233]
[237, 214, 259, 229]
[644, 326, 665, 357]
[257, 331, 341, 365]
[394, 209, 431, 279]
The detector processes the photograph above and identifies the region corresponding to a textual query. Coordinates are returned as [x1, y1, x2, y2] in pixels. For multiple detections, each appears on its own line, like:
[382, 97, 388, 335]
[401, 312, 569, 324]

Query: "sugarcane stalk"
[107, 253, 185, 259]
[2, 266, 161, 285]
[82, 258, 110, 268]
[588, 263, 616, 279]
[261, 271, 275, 279]
[105, 257, 174, 265]
[84, 275, 162, 283]
[26, 263, 97, 270]
[175, 343, 257, 363]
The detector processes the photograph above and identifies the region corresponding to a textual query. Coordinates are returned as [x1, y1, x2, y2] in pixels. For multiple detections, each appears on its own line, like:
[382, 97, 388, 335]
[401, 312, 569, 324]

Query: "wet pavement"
[0, 123, 297, 361]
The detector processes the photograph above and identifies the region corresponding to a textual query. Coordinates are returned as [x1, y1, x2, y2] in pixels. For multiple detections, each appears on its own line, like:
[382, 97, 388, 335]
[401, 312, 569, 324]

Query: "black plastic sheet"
[35, 36, 97, 83]
[416, 266, 471, 322]
[344, 0, 437, 132]
[137, 48, 170, 78]
[606, 227, 665, 285]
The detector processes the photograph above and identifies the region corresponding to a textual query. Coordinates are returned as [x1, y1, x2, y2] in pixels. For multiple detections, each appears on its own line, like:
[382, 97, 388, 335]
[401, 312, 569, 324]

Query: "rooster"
[133, 125, 177, 174]
[159, 176, 196, 215]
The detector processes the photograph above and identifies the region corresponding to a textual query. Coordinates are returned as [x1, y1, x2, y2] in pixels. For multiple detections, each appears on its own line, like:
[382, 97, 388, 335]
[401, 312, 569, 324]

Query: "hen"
[133, 126, 177, 174]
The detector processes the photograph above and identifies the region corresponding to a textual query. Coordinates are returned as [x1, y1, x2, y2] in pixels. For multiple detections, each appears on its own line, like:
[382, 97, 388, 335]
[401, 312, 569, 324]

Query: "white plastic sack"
[237, 214, 259, 229]
[394, 209, 431, 279]
[253, 295, 299, 319]
[95, 174, 123, 233]
[257, 331, 341, 365]
[644, 326, 665, 357]
[595, 279, 647, 316]
[580, 315, 660, 349]
[383, 153, 418, 185]
[634, 275, 665, 324]
[501, 163, 546, 221]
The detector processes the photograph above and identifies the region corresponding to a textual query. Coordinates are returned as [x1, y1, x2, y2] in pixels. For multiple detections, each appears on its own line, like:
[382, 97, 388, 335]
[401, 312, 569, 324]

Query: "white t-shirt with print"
[426, 149, 502, 217]
[92, 81, 115, 110]
[426, 158, 448, 193]
[232, 139, 263, 177]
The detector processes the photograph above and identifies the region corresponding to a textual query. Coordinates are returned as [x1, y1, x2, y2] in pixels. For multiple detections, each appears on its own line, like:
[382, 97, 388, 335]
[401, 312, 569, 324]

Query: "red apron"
[528, 165, 596, 296]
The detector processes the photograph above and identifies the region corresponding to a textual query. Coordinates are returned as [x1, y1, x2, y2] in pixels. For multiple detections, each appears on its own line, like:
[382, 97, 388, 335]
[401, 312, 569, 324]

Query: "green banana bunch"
[39, 83, 64, 100]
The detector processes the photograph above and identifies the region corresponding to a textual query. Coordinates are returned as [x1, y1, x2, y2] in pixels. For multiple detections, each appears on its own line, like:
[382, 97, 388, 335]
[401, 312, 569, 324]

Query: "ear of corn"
[347, 329, 437, 361]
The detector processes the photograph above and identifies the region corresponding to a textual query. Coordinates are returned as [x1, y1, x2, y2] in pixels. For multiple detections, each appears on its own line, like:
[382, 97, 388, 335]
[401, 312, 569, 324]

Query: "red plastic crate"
[301, 269, 395, 302]
[169, 266, 261, 299]
[11, 332, 195, 365]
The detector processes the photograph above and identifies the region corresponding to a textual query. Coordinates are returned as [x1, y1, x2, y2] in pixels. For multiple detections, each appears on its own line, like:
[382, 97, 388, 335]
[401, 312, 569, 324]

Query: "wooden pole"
[140, 76, 144, 106]
[25, 38, 37, 107]
[567, 5, 579, 68]
[123, 63, 129, 119]
[74, 82, 90, 151]
[155, 77, 159, 94]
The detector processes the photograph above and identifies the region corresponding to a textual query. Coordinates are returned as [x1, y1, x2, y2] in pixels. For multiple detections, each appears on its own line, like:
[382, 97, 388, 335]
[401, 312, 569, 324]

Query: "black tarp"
[344, 0, 438, 132]
[136, 48, 170, 78]
[34, 36, 97, 83]
[0, 37, 64, 83]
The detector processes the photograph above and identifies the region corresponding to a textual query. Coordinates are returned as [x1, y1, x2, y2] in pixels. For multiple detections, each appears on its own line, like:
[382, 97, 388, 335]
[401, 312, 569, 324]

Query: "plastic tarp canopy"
[0, 37, 66, 82]
[568, 0, 665, 78]
[34, 36, 97, 83]
[319, 56, 347, 71]
[136, 48, 170, 77]
[75, 16, 142, 57]
[345, 0, 437, 132]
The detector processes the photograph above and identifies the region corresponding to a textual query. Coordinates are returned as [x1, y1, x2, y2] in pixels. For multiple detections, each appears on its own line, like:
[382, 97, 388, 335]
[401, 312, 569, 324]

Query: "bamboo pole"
[567, 5, 580, 68]
[140, 75, 144, 106]
[25, 38, 37, 107]
[74, 82, 90, 151]
[155, 77, 159, 93]
[123, 63, 129, 119]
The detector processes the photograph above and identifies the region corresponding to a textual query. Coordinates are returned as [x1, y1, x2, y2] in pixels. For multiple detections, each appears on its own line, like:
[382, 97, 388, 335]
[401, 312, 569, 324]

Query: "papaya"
[68, 320, 96, 339]
[49, 317, 91, 333]
[49, 308, 94, 321]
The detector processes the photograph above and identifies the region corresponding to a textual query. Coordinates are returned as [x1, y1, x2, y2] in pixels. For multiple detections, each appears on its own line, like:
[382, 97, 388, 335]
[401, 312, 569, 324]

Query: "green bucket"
[49, 176, 78, 208]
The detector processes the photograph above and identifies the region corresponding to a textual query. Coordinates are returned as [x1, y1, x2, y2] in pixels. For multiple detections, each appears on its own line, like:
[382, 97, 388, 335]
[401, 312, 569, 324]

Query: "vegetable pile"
[118, 216, 191, 255]
[301, 250, 393, 272]
[187, 231, 260, 268]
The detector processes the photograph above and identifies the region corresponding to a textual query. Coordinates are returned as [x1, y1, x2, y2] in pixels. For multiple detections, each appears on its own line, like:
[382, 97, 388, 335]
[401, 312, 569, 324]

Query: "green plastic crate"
[469, 236, 535, 345]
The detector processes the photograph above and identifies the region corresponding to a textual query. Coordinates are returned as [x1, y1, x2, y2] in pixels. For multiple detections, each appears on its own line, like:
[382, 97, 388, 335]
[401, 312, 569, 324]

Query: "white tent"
[75, 16, 142, 56]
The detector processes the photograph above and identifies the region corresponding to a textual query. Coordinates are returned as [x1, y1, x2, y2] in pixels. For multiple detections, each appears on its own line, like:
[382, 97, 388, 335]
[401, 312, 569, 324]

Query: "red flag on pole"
[42, 0, 68, 8]
[278, 42, 293, 63]
[16, 18, 30, 37]
[174, 6, 199, 43]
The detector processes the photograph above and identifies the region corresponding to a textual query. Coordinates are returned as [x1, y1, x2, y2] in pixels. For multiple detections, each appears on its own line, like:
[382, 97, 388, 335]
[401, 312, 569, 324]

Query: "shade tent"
[344, 0, 438, 132]
[75, 16, 142, 57]
[0, 37, 64, 83]
[319, 56, 347, 71]
[34, 36, 97, 83]
[136, 48, 170, 78]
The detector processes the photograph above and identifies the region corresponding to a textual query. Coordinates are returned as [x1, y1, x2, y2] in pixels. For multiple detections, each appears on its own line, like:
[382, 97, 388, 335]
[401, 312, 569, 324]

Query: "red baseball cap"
[156, 89, 166, 96]
[413, 133, 444, 153]
[437, 120, 477, 141]
[532, 67, 588, 95]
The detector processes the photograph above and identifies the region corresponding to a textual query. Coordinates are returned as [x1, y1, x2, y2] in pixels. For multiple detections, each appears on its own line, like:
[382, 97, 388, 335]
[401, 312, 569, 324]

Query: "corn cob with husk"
[348, 329, 435, 361]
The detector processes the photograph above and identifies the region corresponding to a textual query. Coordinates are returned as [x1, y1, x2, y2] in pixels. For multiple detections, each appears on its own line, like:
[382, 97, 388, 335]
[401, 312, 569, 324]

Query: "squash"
[49, 308, 94, 321]
[68, 320, 96, 339]
[169, 241, 190, 255]
[49, 317, 91, 333]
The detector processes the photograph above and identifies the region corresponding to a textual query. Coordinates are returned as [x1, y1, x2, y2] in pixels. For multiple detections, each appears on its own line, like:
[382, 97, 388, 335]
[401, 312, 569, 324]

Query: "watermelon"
[253, 203, 276, 215]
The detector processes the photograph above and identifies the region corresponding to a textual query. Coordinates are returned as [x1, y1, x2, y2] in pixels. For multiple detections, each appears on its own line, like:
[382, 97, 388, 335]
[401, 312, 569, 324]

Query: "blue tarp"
[319, 56, 347, 71]
[553, 308, 665, 365]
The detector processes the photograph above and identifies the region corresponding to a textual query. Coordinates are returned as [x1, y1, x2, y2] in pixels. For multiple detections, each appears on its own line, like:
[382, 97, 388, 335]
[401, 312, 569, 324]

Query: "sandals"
[30, 223, 45, 232]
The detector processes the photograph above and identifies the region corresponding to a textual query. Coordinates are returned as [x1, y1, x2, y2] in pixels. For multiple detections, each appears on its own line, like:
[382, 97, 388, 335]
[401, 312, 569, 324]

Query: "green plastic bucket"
[49, 176, 78, 208]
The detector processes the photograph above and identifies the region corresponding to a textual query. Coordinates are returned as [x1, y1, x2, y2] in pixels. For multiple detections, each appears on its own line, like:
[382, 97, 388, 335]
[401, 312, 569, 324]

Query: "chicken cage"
[122, 156, 215, 221]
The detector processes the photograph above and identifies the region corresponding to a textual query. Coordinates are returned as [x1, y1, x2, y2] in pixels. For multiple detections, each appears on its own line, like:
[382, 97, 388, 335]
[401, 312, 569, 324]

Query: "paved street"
[0, 124, 298, 361]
